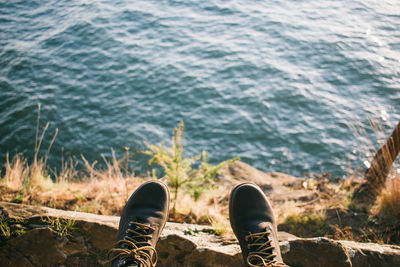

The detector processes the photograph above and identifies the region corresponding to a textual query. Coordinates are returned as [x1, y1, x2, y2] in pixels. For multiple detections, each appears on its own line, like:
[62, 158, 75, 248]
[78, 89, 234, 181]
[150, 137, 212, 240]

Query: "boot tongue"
[256, 221, 271, 231]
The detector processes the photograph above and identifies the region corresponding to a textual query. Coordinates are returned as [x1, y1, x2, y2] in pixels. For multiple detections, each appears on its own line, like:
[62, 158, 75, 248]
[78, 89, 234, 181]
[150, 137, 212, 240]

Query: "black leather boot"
[109, 181, 170, 267]
[229, 183, 287, 267]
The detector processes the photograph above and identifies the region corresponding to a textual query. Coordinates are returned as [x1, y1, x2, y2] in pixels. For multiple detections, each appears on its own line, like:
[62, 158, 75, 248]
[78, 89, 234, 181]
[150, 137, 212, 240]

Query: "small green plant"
[144, 121, 238, 213]
[0, 218, 11, 239]
[0, 217, 28, 243]
[208, 217, 227, 236]
[189, 150, 238, 201]
[184, 227, 200, 236]
[14, 229, 26, 236]
[284, 210, 333, 237]
[12, 193, 24, 203]
[41, 216, 76, 238]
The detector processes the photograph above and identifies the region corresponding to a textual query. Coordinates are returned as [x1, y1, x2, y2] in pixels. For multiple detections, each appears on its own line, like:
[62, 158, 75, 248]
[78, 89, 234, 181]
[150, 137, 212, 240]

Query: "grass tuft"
[374, 174, 400, 227]
[3, 153, 28, 191]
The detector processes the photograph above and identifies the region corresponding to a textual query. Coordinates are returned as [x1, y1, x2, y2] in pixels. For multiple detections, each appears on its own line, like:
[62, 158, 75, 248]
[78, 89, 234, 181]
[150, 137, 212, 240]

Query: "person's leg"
[229, 183, 287, 267]
[109, 181, 170, 267]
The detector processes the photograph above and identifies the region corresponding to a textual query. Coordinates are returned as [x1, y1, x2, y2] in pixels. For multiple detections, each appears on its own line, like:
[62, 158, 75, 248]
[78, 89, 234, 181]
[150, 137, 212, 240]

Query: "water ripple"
[1, 0, 399, 177]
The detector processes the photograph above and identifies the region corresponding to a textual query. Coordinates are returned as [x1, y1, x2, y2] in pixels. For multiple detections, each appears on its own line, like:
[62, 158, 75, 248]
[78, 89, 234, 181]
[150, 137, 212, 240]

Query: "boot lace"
[245, 231, 288, 267]
[108, 222, 158, 267]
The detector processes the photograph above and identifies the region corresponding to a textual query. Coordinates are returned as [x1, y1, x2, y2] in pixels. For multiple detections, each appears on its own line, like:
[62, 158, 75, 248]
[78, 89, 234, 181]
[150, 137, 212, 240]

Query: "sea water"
[1, 0, 399, 177]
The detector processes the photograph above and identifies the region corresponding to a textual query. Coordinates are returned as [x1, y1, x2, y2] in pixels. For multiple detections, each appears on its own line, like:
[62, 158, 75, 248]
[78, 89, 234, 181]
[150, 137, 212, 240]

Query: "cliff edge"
[1, 202, 399, 267]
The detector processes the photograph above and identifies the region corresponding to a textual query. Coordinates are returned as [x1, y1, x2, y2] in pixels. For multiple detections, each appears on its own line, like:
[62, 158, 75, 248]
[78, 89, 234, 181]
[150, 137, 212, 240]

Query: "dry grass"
[0, 104, 147, 215]
[0, 107, 233, 232]
[0, 152, 145, 215]
[2, 106, 400, 243]
[374, 174, 400, 224]
[3, 153, 29, 191]
[2, 151, 400, 243]
[166, 186, 231, 236]
[349, 117, 400, 210]
[0, 151, 232, 234]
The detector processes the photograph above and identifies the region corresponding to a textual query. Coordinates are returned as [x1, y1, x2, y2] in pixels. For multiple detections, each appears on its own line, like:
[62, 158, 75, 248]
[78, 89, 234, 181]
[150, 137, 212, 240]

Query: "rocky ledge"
[0, 202, 399, 267]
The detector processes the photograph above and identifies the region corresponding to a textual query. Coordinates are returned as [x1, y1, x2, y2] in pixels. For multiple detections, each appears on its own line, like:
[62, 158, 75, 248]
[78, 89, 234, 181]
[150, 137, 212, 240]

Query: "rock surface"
[1, 202, 399, 266]
[217, 161, 318, 203]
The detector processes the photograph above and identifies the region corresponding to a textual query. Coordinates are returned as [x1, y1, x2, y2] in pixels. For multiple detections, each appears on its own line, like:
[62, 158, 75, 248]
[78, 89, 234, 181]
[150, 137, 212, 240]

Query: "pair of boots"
[109, 181, 287, 267]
